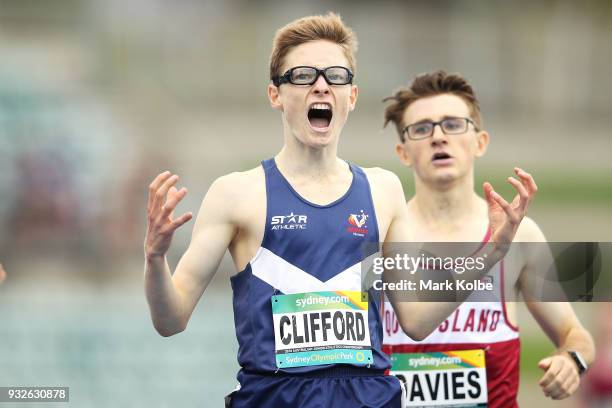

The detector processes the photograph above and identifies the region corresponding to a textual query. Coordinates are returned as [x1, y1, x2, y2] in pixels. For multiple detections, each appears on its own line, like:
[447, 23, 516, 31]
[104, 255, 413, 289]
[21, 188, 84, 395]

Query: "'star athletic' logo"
[347, 210, 369, 236]
[271, 212, 308, 230]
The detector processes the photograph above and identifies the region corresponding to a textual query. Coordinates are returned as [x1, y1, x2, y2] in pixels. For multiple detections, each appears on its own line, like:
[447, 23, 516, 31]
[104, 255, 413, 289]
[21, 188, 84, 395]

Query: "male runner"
[382, 70, 595, 407]
[144, 15, 533, 407]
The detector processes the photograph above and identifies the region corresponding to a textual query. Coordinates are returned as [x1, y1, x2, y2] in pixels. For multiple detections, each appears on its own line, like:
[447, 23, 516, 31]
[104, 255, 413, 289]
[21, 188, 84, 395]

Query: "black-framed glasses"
[403, 117, 479, 140]
[272, 66, 354, 87]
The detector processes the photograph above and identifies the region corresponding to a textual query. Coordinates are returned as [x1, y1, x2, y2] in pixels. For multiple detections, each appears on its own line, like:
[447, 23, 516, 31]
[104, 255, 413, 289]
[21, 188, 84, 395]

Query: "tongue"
[310, 117, 330, 128]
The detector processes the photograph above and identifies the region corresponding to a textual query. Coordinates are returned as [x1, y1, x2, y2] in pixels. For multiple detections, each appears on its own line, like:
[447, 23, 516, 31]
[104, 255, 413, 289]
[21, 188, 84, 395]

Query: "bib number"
[390, 349, 488, 407]
[271, 291, 373, 368]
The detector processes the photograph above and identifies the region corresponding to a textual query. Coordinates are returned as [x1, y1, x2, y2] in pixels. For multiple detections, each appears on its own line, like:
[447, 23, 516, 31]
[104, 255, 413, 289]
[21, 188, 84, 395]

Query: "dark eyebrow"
[410, 115, 462, 125]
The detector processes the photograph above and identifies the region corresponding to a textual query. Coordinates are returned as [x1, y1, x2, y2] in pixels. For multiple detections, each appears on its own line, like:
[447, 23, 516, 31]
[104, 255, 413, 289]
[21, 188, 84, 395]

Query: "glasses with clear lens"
[403, 117, 477, 140]
[273, 66, 353, 86]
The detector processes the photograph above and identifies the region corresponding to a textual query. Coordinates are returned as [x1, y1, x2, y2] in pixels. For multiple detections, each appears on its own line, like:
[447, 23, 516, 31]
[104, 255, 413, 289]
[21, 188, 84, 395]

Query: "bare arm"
[144, 172, 237, 336]
[528, 301, 594, 399]
[384, 168, 537, 340]
[519, 221, 595, 399]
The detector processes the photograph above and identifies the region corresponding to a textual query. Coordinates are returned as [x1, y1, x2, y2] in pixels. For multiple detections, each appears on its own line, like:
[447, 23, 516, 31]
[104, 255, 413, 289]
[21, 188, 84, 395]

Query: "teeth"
[311, 103, 331, 110]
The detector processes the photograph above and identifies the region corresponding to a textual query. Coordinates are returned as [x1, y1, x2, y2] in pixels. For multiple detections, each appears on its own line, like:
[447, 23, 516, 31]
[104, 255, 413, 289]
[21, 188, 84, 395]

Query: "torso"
[229, 159, 395, 374]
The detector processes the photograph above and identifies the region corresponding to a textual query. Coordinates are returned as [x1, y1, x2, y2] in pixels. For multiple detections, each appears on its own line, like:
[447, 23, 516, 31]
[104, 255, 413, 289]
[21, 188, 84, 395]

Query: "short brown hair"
[383, 70, 482, 142]
[269, 12, 358, 81]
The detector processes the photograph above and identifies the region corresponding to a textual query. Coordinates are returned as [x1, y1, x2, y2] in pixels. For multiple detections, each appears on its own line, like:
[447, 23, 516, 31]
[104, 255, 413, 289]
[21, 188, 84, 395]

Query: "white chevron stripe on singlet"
[250, 247, 364, 294]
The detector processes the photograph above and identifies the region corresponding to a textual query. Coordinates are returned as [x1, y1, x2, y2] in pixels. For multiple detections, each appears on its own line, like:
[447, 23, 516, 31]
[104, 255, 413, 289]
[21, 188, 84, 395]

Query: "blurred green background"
[1, 0, 611, 407]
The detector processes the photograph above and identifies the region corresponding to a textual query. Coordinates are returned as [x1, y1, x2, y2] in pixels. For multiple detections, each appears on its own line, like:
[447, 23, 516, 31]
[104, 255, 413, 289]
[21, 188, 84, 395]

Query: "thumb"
[538, 357, 552, 371]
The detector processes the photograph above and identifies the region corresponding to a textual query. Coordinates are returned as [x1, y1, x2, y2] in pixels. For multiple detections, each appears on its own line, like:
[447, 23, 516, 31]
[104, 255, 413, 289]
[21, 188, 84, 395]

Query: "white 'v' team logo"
[347, 210, 369, 236]
[271, 212, 308, 230]
[348, 212, 368, 228]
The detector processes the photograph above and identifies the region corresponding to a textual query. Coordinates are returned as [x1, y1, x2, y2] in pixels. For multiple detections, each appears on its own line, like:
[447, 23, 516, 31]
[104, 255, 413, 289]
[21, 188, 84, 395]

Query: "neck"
[275, 129, 343, 179]
[410, 171, 483, 227]
[275, 147, 345, 180]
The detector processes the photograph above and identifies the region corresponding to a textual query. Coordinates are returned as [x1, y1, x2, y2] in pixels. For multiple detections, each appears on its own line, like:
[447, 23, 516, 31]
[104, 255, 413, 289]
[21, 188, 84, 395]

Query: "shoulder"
[361, 166, 404, 195]
[515, 216, 547, 242]
[200, 166, 265, 214]
[209, 166, 264, 197]
[361, 167, 407, 225]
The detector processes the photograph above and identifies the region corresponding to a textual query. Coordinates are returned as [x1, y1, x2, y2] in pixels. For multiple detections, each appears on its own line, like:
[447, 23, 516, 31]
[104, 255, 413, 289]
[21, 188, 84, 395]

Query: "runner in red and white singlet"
[381, 71, 594, 406]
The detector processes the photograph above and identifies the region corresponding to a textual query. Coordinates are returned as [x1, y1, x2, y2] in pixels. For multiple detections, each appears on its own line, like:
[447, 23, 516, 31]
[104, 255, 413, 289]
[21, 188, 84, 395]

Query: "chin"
[305, 129, 337, 148]
[430, 169, 459, 185]
[435, 175, 457, 185]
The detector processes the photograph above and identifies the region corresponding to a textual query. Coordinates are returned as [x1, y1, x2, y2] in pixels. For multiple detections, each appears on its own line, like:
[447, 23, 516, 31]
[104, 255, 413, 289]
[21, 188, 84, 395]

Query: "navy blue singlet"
[227, 159, 401, 408]
[231, 159, 390, 372]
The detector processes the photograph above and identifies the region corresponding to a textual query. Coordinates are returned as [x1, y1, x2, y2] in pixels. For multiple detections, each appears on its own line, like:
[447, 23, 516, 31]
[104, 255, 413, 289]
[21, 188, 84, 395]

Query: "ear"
[474, 130, 490, 158]
[395, 142, 413, 167]
[268, 83, 283, 111]
[348, 84, 358, 111]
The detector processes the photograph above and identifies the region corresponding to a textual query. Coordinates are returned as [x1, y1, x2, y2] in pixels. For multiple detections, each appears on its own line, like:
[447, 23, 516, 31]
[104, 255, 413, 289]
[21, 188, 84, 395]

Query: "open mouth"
[307, 103, 333, 130]
[432, 152, 452, 162]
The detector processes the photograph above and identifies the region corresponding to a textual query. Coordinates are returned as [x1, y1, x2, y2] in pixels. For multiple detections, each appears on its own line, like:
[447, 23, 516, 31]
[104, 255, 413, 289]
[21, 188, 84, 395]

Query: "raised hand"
[145, 171, 193, 258]
[483, 167, 537, 252]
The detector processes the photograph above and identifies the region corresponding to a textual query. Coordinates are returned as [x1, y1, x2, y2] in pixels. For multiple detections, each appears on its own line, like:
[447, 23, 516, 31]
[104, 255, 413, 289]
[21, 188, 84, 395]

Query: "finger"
[538, 357, 552, 371]
[549, 387, 568, 400]
[566, 376, 580, 396]
[507, 176, 529, 212]
[153, 175, 179, 211]
[483, 182, 496, 206]
[490, 188, 520, 224]
[165, 186, 180, 218]
[514, 167, 538, 195]
[542, 376, 562, 397]
[539, 363, 558, 388]
[544, 365, 570, 397]
[539, 359, 562, 387]
[555, 375, 577, 399]
[169, 212, 193, 230]
[148, 171, 172, 211]
[549, 373, 573, 400]
[149, 171, 172, 192]
[161, 187, 188, 219]
[507, 177, 528, 201]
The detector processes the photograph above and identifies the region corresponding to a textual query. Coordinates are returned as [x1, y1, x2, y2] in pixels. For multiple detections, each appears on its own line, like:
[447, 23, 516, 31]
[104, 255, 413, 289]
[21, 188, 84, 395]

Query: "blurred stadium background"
[1, 0, 611, 406]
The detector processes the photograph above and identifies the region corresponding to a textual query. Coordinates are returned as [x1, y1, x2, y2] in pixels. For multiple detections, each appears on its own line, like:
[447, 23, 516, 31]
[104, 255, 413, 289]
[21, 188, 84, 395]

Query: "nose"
[312, 73, 330, 95]
[430, 123, 447, 145]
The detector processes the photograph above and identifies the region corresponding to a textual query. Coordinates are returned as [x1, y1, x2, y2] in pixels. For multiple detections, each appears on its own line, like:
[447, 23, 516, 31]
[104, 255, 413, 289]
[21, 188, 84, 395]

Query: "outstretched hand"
[144, 171, 193, 258]
[484, 167, 537, 253]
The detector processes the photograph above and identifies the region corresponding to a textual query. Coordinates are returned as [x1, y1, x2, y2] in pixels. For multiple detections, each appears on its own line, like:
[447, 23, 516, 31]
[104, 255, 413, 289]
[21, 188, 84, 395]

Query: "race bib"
[271, 291, 373, 368]
[390, 350, 488, 407]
